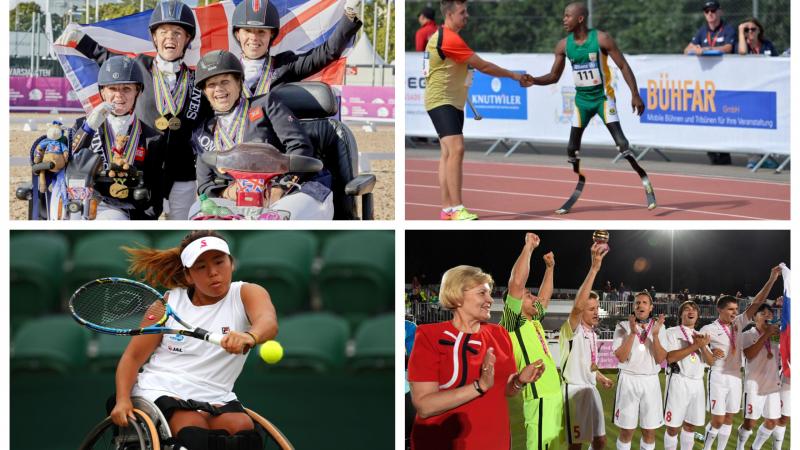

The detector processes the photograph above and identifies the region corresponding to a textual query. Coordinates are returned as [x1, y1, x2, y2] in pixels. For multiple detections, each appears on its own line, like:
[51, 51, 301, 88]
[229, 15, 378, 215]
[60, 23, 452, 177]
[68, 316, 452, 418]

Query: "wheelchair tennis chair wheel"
[79, 397, 294, 450]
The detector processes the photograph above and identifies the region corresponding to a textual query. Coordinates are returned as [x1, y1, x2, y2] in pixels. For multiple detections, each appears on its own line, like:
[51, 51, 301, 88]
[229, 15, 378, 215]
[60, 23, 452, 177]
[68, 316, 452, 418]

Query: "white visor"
[181, 236, 231, 268]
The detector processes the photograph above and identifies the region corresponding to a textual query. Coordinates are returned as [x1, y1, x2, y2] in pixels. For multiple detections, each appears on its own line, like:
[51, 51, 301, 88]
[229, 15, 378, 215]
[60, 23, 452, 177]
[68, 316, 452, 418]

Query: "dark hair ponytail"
[123, 230, 230, 289]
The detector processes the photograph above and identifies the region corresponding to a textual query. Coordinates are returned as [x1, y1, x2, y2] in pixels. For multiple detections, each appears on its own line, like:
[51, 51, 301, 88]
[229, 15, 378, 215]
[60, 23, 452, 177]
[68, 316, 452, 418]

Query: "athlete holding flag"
[699, 266, 780, 450]
[525, 2, 655, 214]
[231, 0, 362, 98]
[57, 0, 211, 220]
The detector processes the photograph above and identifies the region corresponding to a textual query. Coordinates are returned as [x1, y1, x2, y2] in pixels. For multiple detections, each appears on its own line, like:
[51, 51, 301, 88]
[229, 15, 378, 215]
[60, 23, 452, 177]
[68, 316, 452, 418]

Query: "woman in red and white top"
[408, 265, 545, 450]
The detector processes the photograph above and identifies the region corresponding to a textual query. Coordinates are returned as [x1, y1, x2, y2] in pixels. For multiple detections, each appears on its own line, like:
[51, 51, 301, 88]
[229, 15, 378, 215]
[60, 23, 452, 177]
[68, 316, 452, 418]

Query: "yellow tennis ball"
[259, 340, 283, 364]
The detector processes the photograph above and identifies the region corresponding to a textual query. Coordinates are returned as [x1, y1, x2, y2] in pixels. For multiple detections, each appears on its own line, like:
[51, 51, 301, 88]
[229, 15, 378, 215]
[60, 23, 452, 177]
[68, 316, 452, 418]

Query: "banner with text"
[341, 86, 395, 122]
[406, 53, 788, 155]
[10, 76, 83, 112]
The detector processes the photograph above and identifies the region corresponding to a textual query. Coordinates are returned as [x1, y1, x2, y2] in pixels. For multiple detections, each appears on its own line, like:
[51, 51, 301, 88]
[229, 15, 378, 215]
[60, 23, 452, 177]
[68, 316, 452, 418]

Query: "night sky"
[406, 230, 790, 297]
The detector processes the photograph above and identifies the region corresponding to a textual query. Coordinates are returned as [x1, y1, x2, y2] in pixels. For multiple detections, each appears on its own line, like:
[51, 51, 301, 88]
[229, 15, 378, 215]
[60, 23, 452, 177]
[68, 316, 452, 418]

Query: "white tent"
[347, 31, 386, 66]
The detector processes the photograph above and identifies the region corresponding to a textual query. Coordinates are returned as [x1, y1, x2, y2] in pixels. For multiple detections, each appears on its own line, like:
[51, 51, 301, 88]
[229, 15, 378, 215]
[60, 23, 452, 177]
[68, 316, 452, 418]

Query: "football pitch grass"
[507, 371, 791, 450]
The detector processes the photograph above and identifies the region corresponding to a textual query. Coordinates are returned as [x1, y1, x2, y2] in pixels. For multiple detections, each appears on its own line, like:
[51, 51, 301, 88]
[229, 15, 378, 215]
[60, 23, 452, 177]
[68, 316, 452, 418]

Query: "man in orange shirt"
[424, 0, 531, 220]
[415, 7, 437, 52]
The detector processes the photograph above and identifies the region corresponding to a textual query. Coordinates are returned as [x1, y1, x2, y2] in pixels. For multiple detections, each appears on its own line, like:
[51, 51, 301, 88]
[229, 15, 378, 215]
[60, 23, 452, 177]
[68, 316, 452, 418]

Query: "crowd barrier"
[406, 53, 789, 164]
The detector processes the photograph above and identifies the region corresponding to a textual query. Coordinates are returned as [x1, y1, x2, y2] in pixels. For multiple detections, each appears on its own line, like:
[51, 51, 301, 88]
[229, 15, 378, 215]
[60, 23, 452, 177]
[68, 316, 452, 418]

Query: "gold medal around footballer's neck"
[155, 116, 169, 131]
[590, 363, 598, 372]
[168, 116, 181, 130]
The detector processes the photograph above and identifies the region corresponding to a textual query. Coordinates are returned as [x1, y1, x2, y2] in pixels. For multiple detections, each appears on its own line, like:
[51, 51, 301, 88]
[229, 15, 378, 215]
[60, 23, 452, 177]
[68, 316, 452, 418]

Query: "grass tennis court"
[508, 371, 791, 450]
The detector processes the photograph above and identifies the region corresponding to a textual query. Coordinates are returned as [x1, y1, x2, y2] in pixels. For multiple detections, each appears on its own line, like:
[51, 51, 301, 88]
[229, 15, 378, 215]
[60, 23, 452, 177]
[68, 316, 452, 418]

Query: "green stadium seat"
[267, 312, 349, 372]
[350, 314, 394, 370]
[89, 333, 132, 372]
[317, 231, 394, 327]
[11, 232, 70, 328]
[11, 315, 91, 373]
[63, 232, 152, 298]
[235, 231, 318, 315]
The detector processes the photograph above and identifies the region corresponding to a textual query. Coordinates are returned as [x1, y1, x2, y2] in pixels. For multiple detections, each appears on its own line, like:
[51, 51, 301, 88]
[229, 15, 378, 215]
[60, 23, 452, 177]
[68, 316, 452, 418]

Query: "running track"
[406, 159, 789, 220]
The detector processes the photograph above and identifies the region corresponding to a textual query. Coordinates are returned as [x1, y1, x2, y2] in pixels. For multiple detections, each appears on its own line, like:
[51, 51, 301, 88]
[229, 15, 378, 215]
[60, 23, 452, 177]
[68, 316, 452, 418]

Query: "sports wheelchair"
[16, 81, 377, 220]
[78, 397, 293, 450]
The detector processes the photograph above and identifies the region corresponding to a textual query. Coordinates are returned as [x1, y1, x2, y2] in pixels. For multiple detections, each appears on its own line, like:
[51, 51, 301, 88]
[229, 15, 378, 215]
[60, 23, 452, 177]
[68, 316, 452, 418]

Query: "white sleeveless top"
[131, 281, 250, 403]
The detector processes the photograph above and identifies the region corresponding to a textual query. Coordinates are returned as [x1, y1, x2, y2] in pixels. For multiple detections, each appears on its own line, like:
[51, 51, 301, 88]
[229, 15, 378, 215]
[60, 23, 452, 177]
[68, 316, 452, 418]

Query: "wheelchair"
[15, 82, 377, 220]
[78, 397, 294, 450]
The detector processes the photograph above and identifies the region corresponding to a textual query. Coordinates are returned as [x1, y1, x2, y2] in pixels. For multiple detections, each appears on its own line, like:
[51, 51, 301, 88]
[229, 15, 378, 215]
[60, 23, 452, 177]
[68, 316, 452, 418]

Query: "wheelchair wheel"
[245, 408, 295, 450]
[79, 409, 160, 450]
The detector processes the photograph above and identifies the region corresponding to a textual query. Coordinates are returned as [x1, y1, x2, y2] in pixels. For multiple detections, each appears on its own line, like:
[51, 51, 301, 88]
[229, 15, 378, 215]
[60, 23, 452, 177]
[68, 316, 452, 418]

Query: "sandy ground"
[9, 114, 394, 220]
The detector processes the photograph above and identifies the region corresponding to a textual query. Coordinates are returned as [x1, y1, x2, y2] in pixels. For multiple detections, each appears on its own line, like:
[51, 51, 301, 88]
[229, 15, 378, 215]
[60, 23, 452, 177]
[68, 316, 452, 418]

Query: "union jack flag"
[53, 0, 351, 113]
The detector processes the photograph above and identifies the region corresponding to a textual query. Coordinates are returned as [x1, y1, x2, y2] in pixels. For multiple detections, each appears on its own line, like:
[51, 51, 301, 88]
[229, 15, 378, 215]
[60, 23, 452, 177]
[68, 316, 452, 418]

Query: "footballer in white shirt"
[736, 303, 784, 450]
[662, 301, 715, 450]
[699, 266, 781, 450]
[611, 292, 667, 450]
[559, 242, 615, 450]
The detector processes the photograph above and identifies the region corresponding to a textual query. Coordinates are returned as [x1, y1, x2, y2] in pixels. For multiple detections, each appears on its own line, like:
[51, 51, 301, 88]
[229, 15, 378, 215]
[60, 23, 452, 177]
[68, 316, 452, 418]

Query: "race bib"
[572, 61, 601, 87]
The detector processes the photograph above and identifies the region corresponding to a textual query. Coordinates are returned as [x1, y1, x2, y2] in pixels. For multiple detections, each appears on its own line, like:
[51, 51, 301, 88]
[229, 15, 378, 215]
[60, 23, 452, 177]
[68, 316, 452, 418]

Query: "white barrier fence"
[406, 53, 789, 162]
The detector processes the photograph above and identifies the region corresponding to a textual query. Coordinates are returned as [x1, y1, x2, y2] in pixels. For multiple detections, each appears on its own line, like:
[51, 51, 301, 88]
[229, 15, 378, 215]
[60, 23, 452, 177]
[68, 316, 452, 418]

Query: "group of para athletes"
[499, 234, 789, 450]
[52, 0, 362, 220]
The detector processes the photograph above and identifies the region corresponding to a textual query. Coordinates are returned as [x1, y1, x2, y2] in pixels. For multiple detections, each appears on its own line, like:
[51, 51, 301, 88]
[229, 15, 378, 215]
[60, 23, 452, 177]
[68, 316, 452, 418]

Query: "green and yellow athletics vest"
[566, 29, 615, 107]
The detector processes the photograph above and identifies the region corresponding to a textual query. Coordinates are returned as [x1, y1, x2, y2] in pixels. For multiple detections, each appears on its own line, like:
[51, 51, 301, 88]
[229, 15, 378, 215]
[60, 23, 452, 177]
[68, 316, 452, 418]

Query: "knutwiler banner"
[406, 53, 789, 155]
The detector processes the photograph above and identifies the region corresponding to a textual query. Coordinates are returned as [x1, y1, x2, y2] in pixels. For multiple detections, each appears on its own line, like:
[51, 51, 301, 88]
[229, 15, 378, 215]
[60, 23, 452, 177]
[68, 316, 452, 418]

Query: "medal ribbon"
[717, 320, 736, 350]
[213, 97, 249, 151]
[638, 319, 654, 344]
[243, 56, 274, 98]
[760, 331, 773, 357]
[152, 63, 189, 117]
[679, 325, 701, 360]
[533, 324, 551, 360]
[101, 116, 141, 169]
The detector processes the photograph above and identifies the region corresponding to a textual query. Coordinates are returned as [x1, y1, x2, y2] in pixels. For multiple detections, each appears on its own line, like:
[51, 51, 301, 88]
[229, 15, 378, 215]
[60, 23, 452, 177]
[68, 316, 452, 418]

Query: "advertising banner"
[341, 85, 395, 122]
[10, 76, 83, 112]
[406, 53, 789, 155]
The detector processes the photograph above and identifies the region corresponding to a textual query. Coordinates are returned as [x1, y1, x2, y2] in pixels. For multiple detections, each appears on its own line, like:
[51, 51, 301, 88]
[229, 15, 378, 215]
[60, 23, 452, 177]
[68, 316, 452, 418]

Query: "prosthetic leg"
[555, 127, 587, 214]
[607, 122, 656, 210]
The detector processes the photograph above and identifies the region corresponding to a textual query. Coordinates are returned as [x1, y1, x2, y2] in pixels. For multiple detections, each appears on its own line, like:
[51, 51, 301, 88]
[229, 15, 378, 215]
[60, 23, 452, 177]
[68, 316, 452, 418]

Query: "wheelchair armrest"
[344, 174, 376, 196]
[16, 183, 33, 201]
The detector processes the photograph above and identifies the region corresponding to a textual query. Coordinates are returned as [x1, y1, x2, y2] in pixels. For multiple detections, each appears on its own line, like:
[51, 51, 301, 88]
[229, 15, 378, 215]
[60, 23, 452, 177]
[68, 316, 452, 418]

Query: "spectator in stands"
[684, 1, 736, 55]
[685, 1, 737, 166]
[408, 265, 545, 450]
[737, 18, 778, 56]
[415, 6, 438, 52]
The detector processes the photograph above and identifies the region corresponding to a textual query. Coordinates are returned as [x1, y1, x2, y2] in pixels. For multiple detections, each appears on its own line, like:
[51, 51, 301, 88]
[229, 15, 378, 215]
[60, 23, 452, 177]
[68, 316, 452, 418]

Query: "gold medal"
[690, 353, 697, 363]
[155, 116, 169, 130]
[109, 180, 129, 199]
[767, 353, 774, 359]
[639, 343, 646, 352]
[168, 117, 181, 130]
[590, 363, 598, 372]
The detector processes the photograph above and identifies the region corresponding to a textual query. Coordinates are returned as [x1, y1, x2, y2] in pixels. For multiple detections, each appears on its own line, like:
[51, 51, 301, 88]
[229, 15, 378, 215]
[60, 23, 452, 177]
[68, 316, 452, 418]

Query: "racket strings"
[72, 282, 165, 331]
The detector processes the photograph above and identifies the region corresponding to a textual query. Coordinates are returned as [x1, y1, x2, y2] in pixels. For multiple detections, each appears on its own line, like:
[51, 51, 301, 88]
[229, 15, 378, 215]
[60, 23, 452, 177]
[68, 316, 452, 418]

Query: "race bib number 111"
[572, 61, 601, 87]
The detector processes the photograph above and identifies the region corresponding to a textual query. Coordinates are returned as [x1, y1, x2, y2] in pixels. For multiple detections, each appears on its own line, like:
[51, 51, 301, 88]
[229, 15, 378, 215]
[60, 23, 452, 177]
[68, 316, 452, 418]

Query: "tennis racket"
[69, 277, 224, 345]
